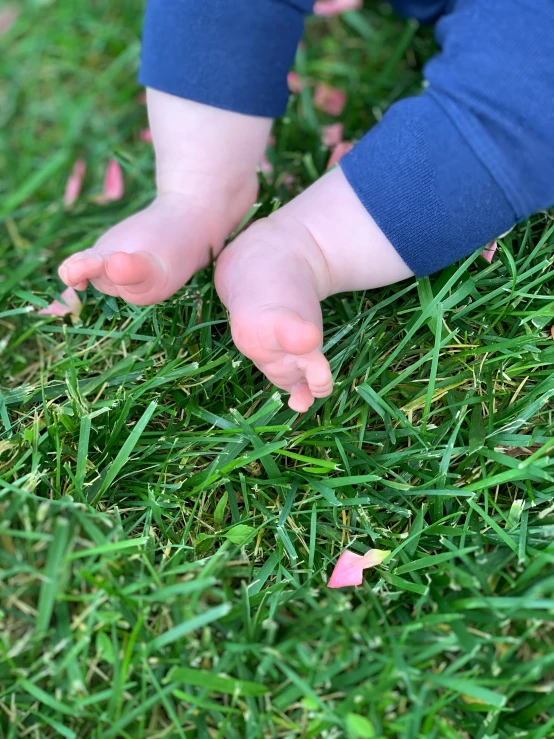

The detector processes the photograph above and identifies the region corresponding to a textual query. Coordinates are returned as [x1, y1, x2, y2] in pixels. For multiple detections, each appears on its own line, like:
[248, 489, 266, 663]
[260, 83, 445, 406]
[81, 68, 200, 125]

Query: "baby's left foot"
[215, 166, 413, 411]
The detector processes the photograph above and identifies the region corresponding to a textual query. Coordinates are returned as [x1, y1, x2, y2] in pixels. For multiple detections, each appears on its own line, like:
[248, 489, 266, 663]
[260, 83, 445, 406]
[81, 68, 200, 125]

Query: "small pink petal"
[481, 241, 497, 263]
[137, 91, 147, 104]
[38, 287, 82, 319]
[259, 154, 274, 181]
[314, 0, 363, 15]
[279, 172, 297, 190]
[287, 72, 305, 94]
[327, 141, 354, 169]
[322, 123, 344, 148]
[95, 159, 125, 204]
[63, 159, 87, 208]
[328, 548, 390, 589]
[139, 128, 153, 143]
[314, 83, 347, 116]
[0, 5, 18, 35]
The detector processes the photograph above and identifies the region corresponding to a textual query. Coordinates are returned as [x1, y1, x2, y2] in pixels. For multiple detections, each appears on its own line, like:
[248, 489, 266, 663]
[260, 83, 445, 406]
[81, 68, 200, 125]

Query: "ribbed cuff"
[139, 0, 309, 118]
[340, 94, 516, 277]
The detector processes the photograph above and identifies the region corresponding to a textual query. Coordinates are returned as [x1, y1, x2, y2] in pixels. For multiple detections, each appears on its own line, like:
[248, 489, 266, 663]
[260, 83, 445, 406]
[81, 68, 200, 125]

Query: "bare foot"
[215, 167, 413, 411]
[58, 89, 272, 305]
[215, 217, 334, 412]
[58, 187, 255, 305]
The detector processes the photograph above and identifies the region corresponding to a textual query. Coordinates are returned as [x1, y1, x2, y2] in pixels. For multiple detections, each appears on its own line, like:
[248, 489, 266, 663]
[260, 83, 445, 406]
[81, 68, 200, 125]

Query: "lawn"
[2, 2, 554, 737]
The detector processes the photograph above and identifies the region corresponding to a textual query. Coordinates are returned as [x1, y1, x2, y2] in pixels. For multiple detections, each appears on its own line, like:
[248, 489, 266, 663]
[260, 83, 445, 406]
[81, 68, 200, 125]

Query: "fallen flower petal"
[0, 5, 18, 35]
[287, 72, 305, 94]
[322, 123, 344, 148]
[95, 159, 125, 204]
[481, 241, 497, 264]
[327, 141, 354, 168]
[328, 548, 390, 588]
[314, 0, 363, 16]
[139, 128, 153, 143]
[63, 159, 87, 208]
[38, 287, 82, 319]
[314, 83, 347, 116]
[259, 154, 274, 178]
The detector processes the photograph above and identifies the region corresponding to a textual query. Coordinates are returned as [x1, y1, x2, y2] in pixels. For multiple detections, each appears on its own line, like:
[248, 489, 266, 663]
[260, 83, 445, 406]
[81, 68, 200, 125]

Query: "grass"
[2, 1, 554, 737]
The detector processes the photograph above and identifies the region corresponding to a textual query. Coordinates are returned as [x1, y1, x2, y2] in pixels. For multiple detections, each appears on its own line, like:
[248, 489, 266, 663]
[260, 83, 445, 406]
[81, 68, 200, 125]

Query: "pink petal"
[96, 159, 125, 204]
[322, 123, 344, 148]
[259, 154, 274, 180]
[327, 141, 354, 169]
[0, 5, 18, 35]
[314, 0, 363, 15]
[279, 172, 297, 190]
[481, 241, 497, 263]
[287, 72, 305, 94]
[314, 83, 347, 117]
[328, 548, 390, 589]
[139, 128, 153, 143]
[38, 287, 82, 319]
[137, 91, 147, 104]
[63, 159, 87, 208]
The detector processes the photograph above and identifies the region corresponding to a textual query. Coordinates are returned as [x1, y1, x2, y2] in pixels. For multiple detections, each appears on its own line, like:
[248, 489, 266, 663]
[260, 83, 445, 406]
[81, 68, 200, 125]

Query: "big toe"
[274, 313, 322, 356]
[105, 251, 163, 294]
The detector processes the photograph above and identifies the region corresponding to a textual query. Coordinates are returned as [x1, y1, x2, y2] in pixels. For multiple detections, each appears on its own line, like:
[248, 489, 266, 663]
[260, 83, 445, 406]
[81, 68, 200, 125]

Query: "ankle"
[266, 212, 333, 300]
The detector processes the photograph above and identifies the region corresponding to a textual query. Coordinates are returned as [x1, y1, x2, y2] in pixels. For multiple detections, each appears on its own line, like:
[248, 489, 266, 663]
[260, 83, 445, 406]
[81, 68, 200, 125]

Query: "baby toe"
[305, 353, 333, 398]
[288, 382, 315, 413]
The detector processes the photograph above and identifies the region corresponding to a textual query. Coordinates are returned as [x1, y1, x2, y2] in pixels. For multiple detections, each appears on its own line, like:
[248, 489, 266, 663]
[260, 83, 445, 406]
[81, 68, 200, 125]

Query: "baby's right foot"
[59, 90, 273, 305]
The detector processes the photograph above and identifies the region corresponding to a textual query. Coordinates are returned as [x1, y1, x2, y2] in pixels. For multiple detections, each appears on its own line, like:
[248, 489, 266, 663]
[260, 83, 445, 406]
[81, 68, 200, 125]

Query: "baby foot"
[215, 167, 413, 411]
[58, 188, 254, 305]
[215, 218, 334, 412]
[59, 89, 273, 305]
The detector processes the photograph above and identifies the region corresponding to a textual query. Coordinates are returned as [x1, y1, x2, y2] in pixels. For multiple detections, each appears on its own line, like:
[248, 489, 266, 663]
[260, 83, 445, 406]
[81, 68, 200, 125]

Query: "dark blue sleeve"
[139, 0, 313, 118]
[341, 0, 554, 276]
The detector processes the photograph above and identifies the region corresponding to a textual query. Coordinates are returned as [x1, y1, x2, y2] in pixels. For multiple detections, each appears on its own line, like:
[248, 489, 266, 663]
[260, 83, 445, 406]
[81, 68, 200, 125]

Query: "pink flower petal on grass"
[327, 141, 354, 169]
[38, 287, 82, 319]
[287, 72, 306, 94]
[314, 0, 363, 16]
[481, 241, 497, 263]
[328, 548, 390, 588]
[314, 83, 347, 116]
[95, 159, 125, 204]
[63, 159, 87, 208]
[322, 123, 344, 148]
[0, 5, 18, 35]
[140, 128, 153, 143]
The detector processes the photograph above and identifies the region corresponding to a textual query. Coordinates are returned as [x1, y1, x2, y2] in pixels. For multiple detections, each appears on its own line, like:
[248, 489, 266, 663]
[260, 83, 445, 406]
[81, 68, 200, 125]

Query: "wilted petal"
[322, 123, 344, 148]
[287, 72, 305, 94]
[327, 141, 354, 168]
[328, 548, 390, 588]
[279, 172, 296, 190]
[314, 83, 347, 116]
[481, 241, 497, 263]
[140, 128, 153, 143]
[314, 0, 363, 15]
[96, 159, 125, 204]
[38, 287, 82, 319]
[259, 154, 274, 180]
[63, 159, 87, 208]
[0, 5, 18, 35]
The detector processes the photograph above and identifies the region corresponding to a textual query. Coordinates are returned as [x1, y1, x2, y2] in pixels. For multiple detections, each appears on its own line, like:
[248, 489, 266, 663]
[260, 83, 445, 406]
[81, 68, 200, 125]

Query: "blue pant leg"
[389, 0, 452, 23]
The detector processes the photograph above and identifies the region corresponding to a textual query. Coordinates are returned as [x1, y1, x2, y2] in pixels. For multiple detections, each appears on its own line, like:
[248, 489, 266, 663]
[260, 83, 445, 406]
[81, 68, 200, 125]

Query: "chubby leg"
[215, 166, 412, 411]
[59, 90, 272, 305]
